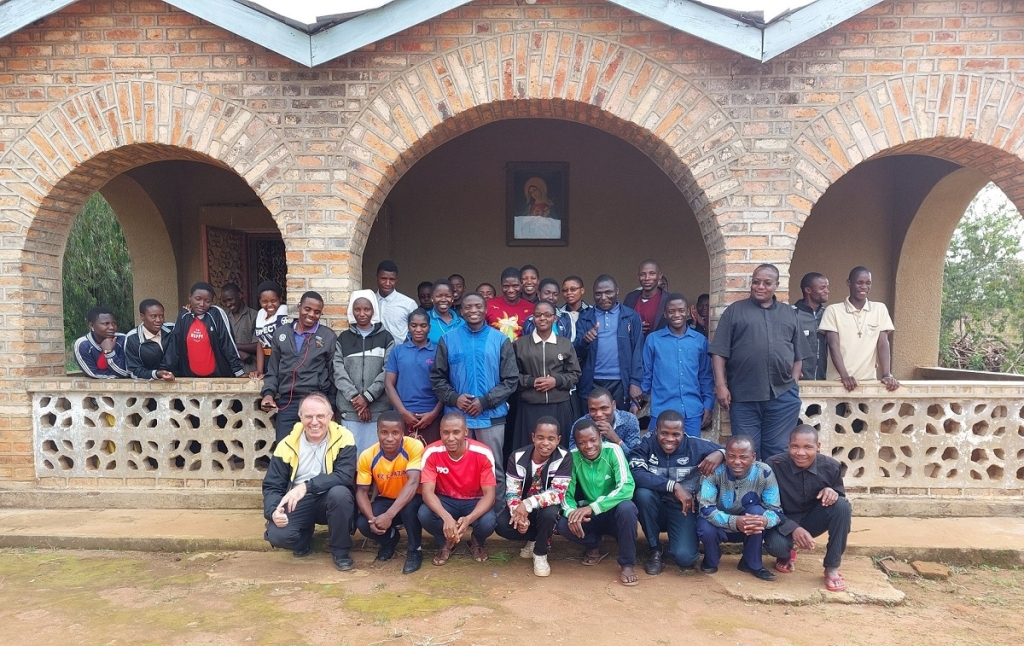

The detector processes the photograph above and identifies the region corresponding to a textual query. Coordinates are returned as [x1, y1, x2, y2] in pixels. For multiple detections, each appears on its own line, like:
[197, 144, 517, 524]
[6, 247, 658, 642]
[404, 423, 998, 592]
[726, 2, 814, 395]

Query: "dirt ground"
[0, 542, 1018, 646]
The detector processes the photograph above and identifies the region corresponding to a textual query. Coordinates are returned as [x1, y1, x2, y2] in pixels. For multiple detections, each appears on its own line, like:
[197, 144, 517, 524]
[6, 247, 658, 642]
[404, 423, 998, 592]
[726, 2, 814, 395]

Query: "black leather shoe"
[644, 548, 664, 576]
[402, 550, 423, 574]
[737, 559, 776, 581]
[333, 554, 355, 571]
[700, 558, 718, 574]
[376, 535, 398, 562]
[293, 544, 312, 558]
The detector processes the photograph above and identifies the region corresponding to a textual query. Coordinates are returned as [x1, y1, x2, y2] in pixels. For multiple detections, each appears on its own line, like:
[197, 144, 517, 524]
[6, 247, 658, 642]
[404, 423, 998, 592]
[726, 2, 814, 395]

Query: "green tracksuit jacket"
[562, 442, 635, 515]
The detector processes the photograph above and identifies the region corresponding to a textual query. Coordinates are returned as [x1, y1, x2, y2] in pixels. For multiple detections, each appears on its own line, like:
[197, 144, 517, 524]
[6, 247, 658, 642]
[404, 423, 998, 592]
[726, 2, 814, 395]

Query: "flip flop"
[432, 542, 456, 566]
[620, 569, 640, 586]
[825, 572, 847, 592]
[774, 559, 794, 574]
[581, 550, 609, 566]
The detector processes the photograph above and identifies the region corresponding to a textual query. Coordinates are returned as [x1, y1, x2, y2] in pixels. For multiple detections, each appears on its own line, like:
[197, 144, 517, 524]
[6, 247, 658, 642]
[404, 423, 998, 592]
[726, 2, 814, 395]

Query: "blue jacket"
[430, 324, 518, 429]
[73, 332, 129, 379]
[573, 303, 644, 399]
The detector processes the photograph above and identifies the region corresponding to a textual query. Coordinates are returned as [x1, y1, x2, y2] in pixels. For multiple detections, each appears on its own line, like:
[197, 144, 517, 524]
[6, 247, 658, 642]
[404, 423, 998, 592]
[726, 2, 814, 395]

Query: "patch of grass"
[344, 590, 480, 621]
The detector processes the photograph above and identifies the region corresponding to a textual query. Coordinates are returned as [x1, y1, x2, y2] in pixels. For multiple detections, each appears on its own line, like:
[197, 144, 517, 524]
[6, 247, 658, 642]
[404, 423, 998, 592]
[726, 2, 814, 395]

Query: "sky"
[247, 0, 818, 26]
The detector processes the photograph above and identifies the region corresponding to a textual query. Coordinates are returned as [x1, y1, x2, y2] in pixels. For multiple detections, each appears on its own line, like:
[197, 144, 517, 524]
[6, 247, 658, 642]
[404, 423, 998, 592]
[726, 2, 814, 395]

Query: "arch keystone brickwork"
[792, 74, 1024, 217]
[337, 31, 745, 285]
[0, 80, 305, 481]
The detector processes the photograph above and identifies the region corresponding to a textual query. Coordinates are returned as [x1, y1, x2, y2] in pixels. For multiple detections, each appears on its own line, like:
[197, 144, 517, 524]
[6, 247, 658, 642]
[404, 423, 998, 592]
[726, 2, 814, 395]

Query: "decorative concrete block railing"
[29, 378, 274, 488]
[799, 381, 1024, 496]
[27, 379, 1024, 495]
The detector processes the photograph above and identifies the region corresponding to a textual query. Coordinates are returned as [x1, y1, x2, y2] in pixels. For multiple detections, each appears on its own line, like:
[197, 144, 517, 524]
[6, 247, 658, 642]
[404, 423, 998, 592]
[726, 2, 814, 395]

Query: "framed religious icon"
[506, 162, 569, 246]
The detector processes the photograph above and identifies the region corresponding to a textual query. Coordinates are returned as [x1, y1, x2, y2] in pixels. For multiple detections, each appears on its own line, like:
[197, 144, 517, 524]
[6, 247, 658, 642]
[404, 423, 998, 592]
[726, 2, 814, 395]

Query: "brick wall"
[1, 0, 1023, 483]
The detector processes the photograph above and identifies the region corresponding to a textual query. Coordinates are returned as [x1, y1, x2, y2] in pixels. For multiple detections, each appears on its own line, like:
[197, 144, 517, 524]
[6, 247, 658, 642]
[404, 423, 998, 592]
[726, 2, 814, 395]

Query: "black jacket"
[623, 287, 669, 333]
[261, 322, 338, 401]
[160, 306, 244, 377]
[262, 422, 357, 520]
[124, 323, 173, 379]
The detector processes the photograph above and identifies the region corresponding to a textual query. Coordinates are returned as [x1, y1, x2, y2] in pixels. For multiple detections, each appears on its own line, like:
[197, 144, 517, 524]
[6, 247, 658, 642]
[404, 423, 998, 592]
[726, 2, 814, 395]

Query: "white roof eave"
[0, 0, 885, 66]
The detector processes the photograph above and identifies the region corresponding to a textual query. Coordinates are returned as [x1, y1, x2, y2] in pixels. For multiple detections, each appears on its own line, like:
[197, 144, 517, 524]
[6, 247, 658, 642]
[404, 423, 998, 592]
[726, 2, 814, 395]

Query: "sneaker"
[402, 550, 423, 575]
[533, 553, 551, 577]
[520, 541, 536, 559]
[333, 554, 355, 571]
[292, 544, 312, 558]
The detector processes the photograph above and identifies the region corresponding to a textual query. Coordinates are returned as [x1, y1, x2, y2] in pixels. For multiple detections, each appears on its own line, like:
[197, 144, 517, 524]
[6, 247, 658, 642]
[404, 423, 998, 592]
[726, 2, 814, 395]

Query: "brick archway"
[791, 74, 1024, 377]
[0, 80, 299, 380]
[792, 74, 1024, 218]
[339, 31, 744, 288]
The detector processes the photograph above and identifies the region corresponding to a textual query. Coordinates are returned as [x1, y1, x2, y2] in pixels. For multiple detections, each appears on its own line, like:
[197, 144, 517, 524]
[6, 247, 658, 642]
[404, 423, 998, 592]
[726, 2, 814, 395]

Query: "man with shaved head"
[765, 424, 852, 592]
[709, 264, 813, 460]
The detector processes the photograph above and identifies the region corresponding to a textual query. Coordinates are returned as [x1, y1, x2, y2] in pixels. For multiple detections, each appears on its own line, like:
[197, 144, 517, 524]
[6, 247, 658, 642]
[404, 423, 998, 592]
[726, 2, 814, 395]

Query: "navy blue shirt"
[385, 340, 439, 414]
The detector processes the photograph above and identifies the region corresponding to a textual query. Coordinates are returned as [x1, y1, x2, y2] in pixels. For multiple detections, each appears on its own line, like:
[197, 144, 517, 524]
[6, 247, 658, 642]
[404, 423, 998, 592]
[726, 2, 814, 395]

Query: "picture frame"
[506, 162, 569, 247]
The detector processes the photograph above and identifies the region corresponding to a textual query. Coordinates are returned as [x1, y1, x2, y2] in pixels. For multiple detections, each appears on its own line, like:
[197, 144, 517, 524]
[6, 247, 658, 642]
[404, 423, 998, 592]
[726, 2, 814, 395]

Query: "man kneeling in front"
[263, 392, 358, 571]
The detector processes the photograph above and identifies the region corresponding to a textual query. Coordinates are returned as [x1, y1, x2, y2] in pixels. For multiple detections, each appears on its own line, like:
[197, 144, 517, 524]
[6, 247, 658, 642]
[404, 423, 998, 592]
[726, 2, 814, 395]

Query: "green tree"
[62, 193, 134, 360]
[940, 183, 1024, 372]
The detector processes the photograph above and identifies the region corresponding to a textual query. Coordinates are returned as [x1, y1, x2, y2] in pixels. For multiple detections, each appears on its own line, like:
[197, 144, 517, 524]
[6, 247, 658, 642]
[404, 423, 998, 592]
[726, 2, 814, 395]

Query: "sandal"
[470, 540, 488, 563]
[774, 549, 797, 574]
[620, 568, 640, 586]
[581, 550, 609, 566]
[432, 542, 456, 566]
[825, 572, 847, 592]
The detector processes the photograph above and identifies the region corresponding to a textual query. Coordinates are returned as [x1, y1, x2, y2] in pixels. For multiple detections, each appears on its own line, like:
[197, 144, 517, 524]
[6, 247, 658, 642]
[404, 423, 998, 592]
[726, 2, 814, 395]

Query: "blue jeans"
[633, 488, 699, 568]
[696, 492, 768, 570]
[728, 386, 801, 460]
[418, 495, 497, 548]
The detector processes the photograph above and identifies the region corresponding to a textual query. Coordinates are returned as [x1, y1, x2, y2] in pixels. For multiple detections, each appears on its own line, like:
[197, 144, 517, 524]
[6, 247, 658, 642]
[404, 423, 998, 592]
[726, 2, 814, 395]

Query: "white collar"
[532, 330, 558, 344]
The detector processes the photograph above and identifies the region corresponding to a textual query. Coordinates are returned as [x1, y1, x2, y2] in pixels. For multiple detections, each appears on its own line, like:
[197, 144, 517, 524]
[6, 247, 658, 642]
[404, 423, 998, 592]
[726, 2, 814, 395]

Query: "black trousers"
[494, 505, 560, 555]
[264, 486, 355, 558]
[355, 494, 423, 553]
[764, 498, 852, 569]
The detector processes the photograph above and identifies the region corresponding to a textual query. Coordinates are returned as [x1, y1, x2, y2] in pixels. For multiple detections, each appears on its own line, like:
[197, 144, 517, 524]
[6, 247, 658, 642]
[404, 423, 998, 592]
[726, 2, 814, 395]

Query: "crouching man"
[263, 392, 358, 571]
[496, 417, 573, 577]
[696, 435, 782, 581]
[765, 424, 852, 592]
[355, 411, 426, 575]
[629, 410, 724, 575]
[557, 418, 640, 586]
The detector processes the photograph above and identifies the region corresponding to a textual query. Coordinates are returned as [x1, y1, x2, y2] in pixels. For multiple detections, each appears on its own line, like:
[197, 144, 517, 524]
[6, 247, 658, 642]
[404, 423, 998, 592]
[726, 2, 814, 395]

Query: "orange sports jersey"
[356, 436, 425, 500]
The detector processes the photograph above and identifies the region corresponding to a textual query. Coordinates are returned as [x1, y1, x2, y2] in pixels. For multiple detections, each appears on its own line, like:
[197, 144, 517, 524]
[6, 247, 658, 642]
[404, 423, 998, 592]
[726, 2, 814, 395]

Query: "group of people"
[74, 258, 895, 589]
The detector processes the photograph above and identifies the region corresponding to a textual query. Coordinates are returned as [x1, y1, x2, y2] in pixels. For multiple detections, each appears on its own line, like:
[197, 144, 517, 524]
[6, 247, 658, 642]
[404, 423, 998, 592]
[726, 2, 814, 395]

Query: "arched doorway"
[335, 32, 747, 307]
[791, 147, 1024, 379]
[361, 118, 711, 299]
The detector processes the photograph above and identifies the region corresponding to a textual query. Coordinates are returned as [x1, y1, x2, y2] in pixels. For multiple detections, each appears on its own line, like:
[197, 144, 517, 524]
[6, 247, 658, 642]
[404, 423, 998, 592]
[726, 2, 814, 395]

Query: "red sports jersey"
[420, 438, 496, 500]
[186, 317, 217, 377]
[485, 297, 534, 342]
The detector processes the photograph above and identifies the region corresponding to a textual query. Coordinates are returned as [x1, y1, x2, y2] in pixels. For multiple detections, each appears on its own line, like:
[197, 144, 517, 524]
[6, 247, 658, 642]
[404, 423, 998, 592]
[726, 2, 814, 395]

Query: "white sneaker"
[533, 554, 551, 577]
[520, 541, 536, 559]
